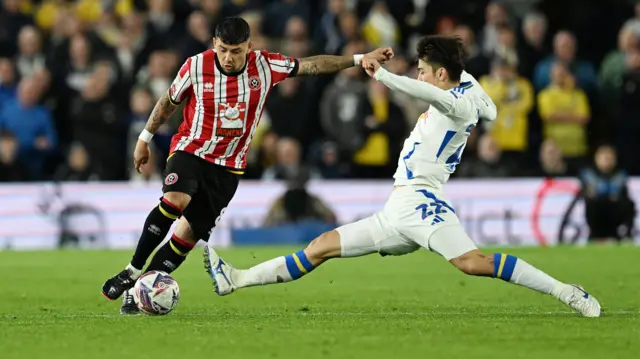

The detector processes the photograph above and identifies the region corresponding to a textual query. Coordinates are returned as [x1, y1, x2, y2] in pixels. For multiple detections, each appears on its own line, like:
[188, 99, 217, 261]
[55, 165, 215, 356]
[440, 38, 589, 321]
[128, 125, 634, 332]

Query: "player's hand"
[361, 58, 381, 77]
[133, 139, 150, 174]
[365, 47, 394, 64]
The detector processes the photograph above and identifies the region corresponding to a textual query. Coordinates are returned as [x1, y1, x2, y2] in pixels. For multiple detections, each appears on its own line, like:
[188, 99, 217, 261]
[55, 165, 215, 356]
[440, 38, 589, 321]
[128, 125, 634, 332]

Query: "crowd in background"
[1, 0, 640, 183]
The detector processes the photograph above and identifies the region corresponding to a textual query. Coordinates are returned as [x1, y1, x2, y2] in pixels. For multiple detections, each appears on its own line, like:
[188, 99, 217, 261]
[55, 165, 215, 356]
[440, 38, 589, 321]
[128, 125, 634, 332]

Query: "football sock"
[130, 198, 182, 270]
[232, 250, 316, 288]
[492, 253, 564, 297]
[145, 234, 194, 274]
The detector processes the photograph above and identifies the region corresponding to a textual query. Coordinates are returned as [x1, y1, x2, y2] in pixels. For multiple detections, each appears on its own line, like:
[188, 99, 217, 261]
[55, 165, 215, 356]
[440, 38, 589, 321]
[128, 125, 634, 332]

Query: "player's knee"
[450, 251, 493, 276]
[163, 192, 192, 211]
[305, 230, 342, 262]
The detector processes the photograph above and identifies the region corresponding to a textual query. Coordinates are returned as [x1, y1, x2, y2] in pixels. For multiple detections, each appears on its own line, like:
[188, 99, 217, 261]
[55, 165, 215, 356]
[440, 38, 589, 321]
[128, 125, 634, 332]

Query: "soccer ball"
[133, 271, 180, 315]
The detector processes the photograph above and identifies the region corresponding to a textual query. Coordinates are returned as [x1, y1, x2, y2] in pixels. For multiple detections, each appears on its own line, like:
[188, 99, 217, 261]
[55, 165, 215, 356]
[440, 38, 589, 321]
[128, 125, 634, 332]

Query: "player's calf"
[205, 230, 342, 294]
[145, 217, 198, 274]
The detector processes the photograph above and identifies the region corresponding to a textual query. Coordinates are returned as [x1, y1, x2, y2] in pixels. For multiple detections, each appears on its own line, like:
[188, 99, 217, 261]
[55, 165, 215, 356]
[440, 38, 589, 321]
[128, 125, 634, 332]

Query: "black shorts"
[162, 151, 240, 240]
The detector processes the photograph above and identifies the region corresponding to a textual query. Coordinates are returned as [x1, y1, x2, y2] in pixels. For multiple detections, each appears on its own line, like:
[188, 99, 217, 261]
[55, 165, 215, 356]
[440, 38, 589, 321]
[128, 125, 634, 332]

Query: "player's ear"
[247, 41, 253, 51]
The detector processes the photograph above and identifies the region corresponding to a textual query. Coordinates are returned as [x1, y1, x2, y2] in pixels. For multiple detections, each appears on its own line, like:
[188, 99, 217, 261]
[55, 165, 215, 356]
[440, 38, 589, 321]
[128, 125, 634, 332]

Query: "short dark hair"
[215, 17, 250, 45]
[416, 35, 465, 82]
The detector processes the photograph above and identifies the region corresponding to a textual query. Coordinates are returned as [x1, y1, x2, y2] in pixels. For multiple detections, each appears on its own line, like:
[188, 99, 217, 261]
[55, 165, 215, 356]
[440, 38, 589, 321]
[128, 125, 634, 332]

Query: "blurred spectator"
[479, 2, 510, 57]
[0, 77, 56, 179]
[455, 24, 490, 78]
[263, 167, 336, 227]
[136, 50, 177, 100]
[480, 56, 534, 160]
[262, 137, 321, 181]
[0, 0, 33, 57]
[54, 142, 100, 182]
[0, 57, 17, 110]
[351, 79, 407, 178]
[616, 43, 640, 175]
[362, 1, 400, 48]
[315, 0, 349, 55]
[457, 134, 515, 178]
[537, 62, 590, 169]
[533, 31, 597, 91]
[579, 145, 635, 243]
[147, 0, 184, 43]
[70, 69, 126, 180]
[180, 11, 212, 60]
[264, 76, 316, 152]
[0, 130, 28, 182]
[599, 19, 640, 119]
[492, 26, 518, 66]
[15, 25, 46, 79]
[264, 0, 309, 38]
[310, 140, 349, 179]
[535, 139, 569, 177]
[517, 12, 548, 79]
[320, 41, 369, 159]
[127, 87, 172, 164]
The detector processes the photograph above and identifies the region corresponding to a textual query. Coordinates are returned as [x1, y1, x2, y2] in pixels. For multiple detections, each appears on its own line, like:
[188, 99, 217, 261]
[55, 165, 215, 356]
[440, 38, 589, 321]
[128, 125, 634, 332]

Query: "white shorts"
[336, 185, 477, 260]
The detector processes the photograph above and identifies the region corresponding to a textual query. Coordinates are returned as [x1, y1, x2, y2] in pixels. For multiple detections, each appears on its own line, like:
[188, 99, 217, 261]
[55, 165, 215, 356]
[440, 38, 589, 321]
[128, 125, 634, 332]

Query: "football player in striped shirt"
[101, 17, 394, 315]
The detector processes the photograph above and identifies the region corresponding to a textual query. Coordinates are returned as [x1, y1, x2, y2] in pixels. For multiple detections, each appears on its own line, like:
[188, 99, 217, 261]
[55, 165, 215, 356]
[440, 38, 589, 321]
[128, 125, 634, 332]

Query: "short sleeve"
[168, 57, 193, 105]
[262, 51, 299, 85]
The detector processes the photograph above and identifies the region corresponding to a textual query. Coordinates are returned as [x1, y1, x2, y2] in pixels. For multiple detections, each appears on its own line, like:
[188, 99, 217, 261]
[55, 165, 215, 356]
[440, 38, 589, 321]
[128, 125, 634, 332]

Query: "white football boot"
[559, 284, 601, 317]
[203, 244, 237, 296]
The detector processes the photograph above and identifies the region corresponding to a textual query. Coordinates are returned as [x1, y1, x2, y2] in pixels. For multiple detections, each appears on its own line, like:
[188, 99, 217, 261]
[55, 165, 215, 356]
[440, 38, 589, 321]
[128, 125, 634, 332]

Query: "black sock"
[130, 199, 182, 270]
[144, 234, 195, 274]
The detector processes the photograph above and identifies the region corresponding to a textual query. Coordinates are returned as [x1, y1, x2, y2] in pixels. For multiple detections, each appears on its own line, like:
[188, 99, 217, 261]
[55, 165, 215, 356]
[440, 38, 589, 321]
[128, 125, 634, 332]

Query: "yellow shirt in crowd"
[479, 76, 534, 152]
[537, 86, 590, 157]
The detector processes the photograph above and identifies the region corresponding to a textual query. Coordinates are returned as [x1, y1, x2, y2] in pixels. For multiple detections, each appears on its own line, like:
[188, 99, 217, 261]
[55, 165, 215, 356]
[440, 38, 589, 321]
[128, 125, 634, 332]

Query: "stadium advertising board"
[0, 178, 638, 250]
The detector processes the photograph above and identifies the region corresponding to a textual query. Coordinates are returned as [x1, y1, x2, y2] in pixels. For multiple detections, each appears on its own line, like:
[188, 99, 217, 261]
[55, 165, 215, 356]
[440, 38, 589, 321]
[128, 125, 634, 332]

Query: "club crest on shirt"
[164, 173, 178, 185]
[249, 76, 261, 91]
[216, 103, 247, 137]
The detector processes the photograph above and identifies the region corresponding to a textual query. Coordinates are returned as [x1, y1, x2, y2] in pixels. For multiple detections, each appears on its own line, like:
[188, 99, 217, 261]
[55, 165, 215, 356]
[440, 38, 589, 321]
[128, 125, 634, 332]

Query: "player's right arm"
[134, 57, 193, 172]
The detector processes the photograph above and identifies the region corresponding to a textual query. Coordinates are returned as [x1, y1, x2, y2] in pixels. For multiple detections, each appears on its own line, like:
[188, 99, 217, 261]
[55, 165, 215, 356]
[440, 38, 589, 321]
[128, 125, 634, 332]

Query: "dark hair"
[215, 17, 250, 45]
[416, 35, 465, 82]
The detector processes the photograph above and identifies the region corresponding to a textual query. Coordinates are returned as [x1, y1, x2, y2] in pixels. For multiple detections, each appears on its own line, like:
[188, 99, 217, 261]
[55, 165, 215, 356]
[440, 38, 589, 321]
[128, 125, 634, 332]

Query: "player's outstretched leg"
[101, 192, 189, 301]
[431, 226, 601, 317]
[204, 229, 344, 296]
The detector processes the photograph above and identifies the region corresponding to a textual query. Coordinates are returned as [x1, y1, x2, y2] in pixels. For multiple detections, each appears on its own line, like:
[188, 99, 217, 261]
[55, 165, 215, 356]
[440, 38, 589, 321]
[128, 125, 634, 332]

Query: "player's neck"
[439, 81, 460, 91]
[214, 54, 248, 77]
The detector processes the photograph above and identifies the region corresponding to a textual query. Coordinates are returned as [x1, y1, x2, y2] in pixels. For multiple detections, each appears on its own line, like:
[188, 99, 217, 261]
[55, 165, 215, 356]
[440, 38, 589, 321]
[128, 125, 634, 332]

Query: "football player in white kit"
[204, 36, 601, 317]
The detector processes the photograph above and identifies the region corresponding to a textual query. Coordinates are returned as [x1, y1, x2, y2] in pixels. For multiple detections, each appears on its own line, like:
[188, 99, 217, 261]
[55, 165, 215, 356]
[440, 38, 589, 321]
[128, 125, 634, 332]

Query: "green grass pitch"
[1, 246, 639, 359]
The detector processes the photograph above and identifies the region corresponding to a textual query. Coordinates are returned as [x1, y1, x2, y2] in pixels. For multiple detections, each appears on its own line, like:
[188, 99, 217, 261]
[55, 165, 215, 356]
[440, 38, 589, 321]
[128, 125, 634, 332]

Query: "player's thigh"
[161, 151, 200, 208]
[336, 212, 419, 258]
[387, 186, 476, 261]
[182, 162, 240, 241]
[426, 224, 478, 261]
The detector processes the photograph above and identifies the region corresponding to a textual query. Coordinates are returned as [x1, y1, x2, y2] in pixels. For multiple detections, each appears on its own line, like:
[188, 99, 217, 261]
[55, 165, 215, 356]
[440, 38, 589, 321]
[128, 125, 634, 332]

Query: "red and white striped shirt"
[167, 49, 298, 170]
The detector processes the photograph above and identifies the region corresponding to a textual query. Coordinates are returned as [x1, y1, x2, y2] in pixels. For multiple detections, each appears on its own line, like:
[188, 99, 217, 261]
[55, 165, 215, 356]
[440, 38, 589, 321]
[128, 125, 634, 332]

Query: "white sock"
[126, 263, 142, 280]
[231, 256, 293, 288]
[494, 254, 565, 297]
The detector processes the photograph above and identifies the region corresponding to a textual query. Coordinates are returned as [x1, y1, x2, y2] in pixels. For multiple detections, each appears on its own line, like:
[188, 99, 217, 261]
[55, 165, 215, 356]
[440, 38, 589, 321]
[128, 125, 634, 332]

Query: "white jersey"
[373, 69, 496, 189]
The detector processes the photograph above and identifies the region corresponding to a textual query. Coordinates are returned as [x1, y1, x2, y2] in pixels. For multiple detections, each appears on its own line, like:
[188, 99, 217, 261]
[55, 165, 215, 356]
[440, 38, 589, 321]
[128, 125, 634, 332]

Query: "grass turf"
[0, 246, 638, 359]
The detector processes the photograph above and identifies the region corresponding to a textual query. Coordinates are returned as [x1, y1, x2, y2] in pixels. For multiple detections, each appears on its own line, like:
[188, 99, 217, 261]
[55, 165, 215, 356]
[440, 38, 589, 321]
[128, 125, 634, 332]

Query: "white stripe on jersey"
[176, 54, 202, 151]
[232, 71, 250, 169]
[235, 53, 272, 167]
[197, 58, 223, 158]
